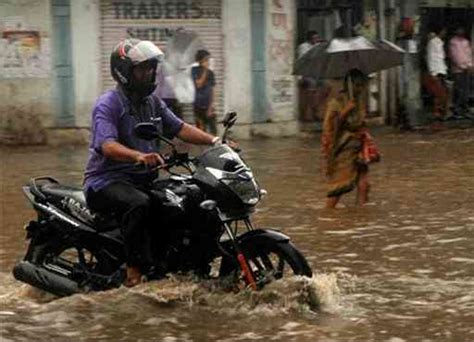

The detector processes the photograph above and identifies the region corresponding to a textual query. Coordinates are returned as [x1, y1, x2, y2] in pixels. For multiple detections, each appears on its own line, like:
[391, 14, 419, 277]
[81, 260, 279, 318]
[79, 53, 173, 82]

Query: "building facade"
[0, 0, 298, 144]
[0, 0, 472, 144]
[296, 0, 473, 127]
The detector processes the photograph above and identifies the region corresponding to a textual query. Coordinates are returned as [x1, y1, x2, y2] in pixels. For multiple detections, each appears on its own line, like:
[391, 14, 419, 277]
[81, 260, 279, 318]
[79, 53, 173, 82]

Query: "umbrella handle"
[347, 74, 354, 100]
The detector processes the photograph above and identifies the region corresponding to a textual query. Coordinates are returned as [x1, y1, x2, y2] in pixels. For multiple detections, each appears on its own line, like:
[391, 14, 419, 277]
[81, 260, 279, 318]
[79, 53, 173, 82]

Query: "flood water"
[1, 128, 473, 341]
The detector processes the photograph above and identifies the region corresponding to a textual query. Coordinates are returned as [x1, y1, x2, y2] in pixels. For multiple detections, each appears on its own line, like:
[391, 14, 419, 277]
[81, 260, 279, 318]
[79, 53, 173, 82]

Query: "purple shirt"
[84, 88, 183, 192]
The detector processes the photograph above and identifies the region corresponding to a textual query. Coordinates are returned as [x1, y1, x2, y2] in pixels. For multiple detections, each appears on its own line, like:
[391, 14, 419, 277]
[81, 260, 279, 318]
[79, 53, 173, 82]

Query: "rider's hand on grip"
[134, 152, 165, 168]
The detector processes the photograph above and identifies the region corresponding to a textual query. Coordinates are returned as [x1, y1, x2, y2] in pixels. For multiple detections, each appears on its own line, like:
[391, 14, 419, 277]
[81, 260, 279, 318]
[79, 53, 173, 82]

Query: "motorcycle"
[13, 112, 312, 296]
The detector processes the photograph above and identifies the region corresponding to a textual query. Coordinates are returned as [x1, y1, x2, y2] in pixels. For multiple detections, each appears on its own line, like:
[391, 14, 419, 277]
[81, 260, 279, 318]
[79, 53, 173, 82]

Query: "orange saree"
[321, 93, 371, 197]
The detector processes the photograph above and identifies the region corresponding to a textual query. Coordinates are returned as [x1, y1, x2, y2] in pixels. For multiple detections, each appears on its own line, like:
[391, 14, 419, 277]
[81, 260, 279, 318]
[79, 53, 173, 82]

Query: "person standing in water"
[321, 69, 379, 209]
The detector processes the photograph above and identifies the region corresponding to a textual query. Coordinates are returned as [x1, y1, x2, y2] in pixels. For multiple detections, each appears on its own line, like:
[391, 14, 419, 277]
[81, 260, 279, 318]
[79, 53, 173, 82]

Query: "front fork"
[220, 216, 257, 290]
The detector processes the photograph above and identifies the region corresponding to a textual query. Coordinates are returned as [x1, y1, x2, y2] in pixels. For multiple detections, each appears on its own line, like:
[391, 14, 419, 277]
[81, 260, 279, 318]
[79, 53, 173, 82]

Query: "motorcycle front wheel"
[220, 231, 313, 289]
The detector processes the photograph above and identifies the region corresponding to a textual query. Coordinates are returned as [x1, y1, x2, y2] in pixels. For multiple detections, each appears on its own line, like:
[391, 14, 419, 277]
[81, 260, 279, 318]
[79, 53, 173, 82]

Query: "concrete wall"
[222, 0, 253, 131]
[222, 0, 298, 139]
[260, 0, 297, 136]
[1, 0, 300, 144]
[222, 0, 252, 138]
[399, 0, 422, 127]
[265, 0, 296, 121]
[70, 0, 101, 128]
[0, 0, 53, 144]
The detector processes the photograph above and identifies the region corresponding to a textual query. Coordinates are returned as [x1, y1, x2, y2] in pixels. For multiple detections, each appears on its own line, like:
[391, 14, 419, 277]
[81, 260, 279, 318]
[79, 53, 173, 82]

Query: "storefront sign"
[125, 27, 184, 40]
[112, 1, 221, 20]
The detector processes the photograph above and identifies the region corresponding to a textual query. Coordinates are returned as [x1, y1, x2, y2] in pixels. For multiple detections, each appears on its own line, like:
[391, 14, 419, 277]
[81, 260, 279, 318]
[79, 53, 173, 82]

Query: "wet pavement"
[1, 127, 473, 341]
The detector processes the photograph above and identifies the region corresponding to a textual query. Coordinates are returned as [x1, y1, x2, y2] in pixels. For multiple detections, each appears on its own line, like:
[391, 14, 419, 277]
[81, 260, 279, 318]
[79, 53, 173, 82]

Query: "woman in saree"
[321, 69, 379, 209]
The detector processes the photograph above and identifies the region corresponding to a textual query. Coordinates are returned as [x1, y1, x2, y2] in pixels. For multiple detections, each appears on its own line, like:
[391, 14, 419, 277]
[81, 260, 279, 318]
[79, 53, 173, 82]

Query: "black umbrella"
[293, 36, 405, 98]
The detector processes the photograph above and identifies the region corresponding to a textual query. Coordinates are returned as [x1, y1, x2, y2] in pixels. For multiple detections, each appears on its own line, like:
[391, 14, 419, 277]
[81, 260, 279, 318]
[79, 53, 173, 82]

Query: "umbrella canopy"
[161, 29, 206, 103]
[164, 29, 205, 74]
[293, 36, 405, 79]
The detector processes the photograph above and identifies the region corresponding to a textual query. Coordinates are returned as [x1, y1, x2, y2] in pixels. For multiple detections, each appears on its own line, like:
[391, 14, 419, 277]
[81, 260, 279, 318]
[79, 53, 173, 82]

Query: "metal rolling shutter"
[99, 0, 224, 122]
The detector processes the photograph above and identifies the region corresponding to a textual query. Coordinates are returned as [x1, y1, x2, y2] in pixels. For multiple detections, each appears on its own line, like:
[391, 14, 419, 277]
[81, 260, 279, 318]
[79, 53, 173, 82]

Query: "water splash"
[113, 272, 351, 317]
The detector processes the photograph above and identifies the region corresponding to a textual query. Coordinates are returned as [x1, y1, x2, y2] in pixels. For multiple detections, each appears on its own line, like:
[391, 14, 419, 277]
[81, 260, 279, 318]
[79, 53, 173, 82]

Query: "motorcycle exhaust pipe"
[13, 261, 82, 297]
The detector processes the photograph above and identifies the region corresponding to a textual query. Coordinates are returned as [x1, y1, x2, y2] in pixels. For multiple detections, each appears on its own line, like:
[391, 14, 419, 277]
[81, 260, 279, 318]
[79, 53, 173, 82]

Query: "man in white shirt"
[298, 31, 320, 58]
[424, 28, 449, 120]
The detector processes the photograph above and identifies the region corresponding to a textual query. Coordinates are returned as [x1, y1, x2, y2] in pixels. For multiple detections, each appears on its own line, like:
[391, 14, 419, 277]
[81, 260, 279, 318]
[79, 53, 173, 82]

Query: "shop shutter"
[99, 0, 224, 122]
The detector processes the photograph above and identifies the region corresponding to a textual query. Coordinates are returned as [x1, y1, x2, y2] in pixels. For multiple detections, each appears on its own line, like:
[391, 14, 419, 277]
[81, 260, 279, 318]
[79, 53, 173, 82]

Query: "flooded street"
[1, 128, 473, 341]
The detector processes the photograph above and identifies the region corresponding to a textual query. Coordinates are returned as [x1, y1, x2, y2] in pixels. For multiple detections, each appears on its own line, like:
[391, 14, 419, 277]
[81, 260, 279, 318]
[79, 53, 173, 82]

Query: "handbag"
[360, 130, 381, 164]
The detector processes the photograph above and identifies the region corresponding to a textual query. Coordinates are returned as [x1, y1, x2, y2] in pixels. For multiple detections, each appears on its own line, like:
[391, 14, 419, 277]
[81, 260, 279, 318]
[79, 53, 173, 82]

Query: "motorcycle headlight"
[206, 167, 260, 205]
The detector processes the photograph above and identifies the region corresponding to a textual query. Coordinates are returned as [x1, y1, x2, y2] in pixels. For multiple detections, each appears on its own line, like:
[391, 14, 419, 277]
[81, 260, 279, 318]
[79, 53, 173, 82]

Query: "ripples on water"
[1, 128, 474, 341]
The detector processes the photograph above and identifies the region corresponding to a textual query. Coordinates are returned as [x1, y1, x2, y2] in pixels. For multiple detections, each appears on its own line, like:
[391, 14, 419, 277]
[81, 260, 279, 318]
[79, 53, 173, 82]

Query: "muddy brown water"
[1, 128, 473, 341]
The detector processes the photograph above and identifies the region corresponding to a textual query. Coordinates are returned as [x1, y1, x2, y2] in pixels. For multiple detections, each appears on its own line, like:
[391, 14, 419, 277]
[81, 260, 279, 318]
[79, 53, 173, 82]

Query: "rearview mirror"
[134, 122, 177, 150]
[222, 111, 237, 128]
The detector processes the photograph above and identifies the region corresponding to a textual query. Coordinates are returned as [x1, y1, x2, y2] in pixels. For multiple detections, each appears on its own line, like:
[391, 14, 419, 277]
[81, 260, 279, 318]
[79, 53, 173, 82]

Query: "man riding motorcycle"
[84, 39, 221, 287]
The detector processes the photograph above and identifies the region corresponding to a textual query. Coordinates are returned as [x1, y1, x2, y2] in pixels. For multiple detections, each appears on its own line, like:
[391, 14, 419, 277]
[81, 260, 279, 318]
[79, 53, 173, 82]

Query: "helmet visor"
[128, 41, 164, 65]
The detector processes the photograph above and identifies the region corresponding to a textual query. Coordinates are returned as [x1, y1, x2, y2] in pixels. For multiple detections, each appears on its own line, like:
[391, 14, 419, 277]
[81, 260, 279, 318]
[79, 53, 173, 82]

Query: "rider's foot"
[125, 266, 143, 287]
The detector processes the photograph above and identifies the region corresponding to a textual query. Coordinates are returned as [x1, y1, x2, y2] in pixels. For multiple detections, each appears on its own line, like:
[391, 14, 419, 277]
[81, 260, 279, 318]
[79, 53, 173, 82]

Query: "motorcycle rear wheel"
[25, 239, 121, 294]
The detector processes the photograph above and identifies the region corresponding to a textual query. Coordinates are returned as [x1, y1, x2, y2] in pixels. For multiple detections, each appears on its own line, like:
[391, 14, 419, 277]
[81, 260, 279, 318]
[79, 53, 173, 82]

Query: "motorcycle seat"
[40, 183, 119, 231]
[40, 183, 87, 207]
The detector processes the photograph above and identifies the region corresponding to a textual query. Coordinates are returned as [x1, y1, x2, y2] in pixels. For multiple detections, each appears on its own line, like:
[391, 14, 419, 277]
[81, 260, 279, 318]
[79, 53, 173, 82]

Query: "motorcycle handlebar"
[165, 152, 189, 165]
[135, 142, 240, 172]
[150, 152, 191, 172]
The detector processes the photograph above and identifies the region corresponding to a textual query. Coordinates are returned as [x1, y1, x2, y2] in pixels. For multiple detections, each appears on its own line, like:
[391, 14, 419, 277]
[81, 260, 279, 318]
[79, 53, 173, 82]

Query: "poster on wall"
[268, 0, 295, 111]
[0, 17, 51, 79]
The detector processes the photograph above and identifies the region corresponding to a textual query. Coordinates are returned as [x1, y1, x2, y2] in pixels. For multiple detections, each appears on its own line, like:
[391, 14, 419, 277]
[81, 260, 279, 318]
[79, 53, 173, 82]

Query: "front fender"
[236, 228, 290, 245]
[233, 228, 313, 278]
